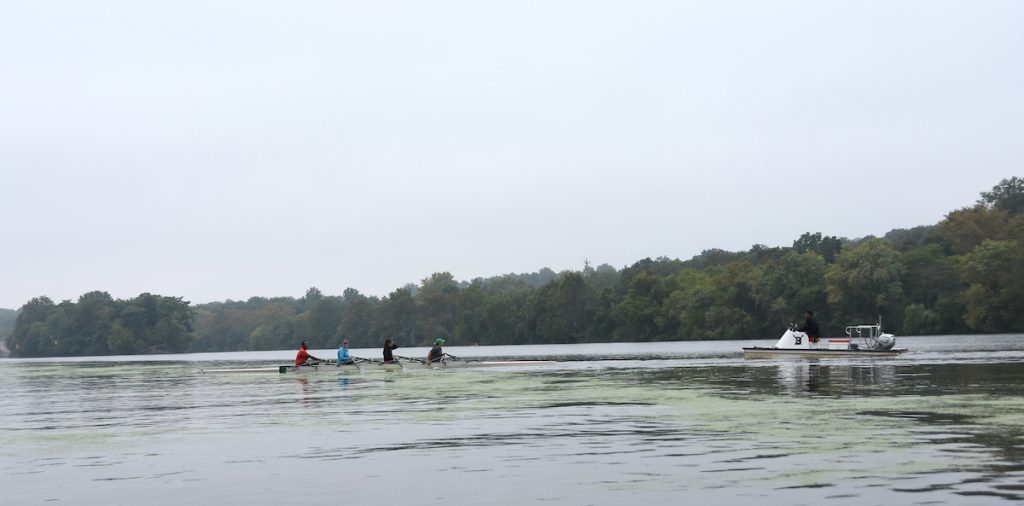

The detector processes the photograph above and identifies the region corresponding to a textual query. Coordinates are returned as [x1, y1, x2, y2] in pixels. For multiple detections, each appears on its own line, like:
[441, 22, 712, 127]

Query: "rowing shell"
[422, 359, 556, 368]
[278, 363, 364, 373]
[202, 367, 283, 374]
[202, 359, 555, 374]
[202, 363, 366, 374]
[276, 360, 557, 370]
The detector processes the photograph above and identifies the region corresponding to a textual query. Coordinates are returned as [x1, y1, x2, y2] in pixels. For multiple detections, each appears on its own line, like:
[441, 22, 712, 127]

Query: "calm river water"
[2, 335, 1023, 505]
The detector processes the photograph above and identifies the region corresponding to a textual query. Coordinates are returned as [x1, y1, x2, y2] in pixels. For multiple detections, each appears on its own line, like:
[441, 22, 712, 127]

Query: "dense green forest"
[0, 308, 16, 355]
[4, 178, 1023, 358]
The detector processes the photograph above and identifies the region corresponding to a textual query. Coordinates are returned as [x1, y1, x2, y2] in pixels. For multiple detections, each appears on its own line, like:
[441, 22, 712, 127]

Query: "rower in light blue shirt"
[337, 339, 354, 364]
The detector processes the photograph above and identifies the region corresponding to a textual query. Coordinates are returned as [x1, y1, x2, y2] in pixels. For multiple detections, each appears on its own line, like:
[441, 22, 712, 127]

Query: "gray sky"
[1, 1, 1022, 309]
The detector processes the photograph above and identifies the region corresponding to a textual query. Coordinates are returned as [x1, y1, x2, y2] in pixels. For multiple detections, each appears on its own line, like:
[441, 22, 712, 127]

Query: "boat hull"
[278, 363, 362, 373]
[742, 347, 906, 359]
[202, 359, 553, 374]
[424, 360, 556, 368]
[360, 362, 403, 371]
[200, 364, 362, 374]
[202, 367, 282, 374]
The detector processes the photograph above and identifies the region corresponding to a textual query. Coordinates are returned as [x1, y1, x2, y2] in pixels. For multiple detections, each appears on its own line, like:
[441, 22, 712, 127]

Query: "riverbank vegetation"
[5, 178, 1023, 357]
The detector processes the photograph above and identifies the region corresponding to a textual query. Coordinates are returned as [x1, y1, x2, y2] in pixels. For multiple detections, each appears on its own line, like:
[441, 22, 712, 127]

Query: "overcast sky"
[1, 1, 1021, 309]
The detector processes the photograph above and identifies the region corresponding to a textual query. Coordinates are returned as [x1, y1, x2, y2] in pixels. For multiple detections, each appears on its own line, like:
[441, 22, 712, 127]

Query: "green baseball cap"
[435, 338, 445, 344]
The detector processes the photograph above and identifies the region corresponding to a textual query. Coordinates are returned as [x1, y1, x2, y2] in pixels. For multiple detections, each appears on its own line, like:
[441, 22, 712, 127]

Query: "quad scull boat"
[202, 360, 385, 374]
[201, 356, 555, 374]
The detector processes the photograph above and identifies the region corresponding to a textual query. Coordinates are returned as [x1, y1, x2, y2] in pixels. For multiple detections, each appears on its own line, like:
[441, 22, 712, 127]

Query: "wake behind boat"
[743, 321, 906, 358]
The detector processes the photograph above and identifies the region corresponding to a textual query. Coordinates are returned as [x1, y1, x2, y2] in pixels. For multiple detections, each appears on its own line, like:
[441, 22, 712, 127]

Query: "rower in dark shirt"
[382, 339, 398, 363]
[427, 338, 445, 363]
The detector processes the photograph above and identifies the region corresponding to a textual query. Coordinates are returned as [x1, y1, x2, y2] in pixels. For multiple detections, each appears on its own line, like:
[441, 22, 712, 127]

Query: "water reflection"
[1, 340, 1023, 505]
[640, 361, 903, 397]
[774, 361, 897, 395]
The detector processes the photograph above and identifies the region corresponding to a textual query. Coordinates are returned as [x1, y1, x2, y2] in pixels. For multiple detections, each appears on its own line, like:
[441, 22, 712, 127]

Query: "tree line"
[4, 177, 1023, 357]
[5, 293, 193, 357]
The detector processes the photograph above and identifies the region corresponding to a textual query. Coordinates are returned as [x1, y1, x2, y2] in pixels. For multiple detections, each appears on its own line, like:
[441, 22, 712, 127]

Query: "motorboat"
[743, 321, 906, 358]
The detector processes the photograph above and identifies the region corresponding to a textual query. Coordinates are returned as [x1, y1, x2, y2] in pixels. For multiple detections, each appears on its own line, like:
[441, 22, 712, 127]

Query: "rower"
[427, 338, 445, 363]
[295, 341, 323, 366]
[382, 338, 398, 363]
[337, 339, 354, 364]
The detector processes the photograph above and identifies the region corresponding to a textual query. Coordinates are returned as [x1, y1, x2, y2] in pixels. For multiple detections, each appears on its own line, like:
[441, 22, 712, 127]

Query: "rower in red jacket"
[295, 341, 323, 366]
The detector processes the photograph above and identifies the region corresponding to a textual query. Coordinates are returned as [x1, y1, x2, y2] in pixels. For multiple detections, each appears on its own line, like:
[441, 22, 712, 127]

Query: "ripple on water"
[1, 342, 1023, 505]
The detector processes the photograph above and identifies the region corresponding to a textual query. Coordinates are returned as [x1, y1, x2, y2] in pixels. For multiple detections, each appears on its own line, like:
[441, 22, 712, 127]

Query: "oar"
[359, 357, 403, 369]
[353, 356, 384, 364]
[281, 362, 322, 373]
[396, 355, 427, 364]
[328, 358, 364, 373]
[365, 356, 403, 368]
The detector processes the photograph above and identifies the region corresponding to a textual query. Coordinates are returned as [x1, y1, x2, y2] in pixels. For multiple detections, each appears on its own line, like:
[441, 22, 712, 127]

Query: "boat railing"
[845, 322, 891, 349]
[845, 324, 881, 340]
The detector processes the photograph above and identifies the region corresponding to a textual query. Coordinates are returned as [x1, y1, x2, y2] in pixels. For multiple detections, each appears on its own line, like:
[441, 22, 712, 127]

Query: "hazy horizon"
[0, 216, 971, 310]
[2, 1, 1022, 309]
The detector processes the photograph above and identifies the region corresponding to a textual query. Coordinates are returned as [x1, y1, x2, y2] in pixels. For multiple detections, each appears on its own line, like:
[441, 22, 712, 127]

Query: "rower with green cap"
[427, 338, 445, 364]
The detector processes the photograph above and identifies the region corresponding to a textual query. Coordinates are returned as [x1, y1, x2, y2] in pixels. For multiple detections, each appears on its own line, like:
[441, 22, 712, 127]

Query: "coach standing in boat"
[295, 341, 323, 366]
[798, 310, 821, 344]
[427, 338, 445, 363]
[382, 339, 398, 363]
